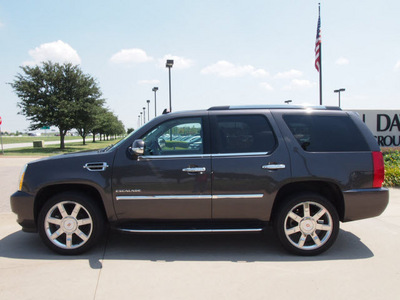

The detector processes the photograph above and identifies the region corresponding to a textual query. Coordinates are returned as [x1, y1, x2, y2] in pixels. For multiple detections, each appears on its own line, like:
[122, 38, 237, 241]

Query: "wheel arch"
[271, 181, 344, 222]
[34, 184, 108, 225]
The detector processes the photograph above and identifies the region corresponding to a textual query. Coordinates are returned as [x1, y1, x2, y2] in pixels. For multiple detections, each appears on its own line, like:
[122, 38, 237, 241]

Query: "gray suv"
[10, 105, 389, 256]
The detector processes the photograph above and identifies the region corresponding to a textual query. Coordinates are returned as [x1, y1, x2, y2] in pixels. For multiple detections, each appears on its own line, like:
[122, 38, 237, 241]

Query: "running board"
[118, 228, 263, 233]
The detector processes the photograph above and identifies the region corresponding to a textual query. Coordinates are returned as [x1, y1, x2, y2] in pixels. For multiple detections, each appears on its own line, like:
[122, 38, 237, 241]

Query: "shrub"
[383, 150, 400, 187]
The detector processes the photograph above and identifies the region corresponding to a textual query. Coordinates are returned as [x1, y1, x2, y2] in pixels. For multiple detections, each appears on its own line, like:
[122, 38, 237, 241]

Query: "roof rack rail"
[208, 105, 341, 111]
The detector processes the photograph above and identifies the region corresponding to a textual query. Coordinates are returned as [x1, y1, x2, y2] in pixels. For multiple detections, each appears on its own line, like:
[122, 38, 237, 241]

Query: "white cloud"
[23, 40, 81, 66]
[335, 57, 349, 65]
[138, 79, 160, 85]
[284, 79, 315, 90]
[395, 60, 400, 71]
[260, 82, 274, 91]
[274, 69, 303, 79]
[110, 48, 153, 64]
[0, 21, 4, 28]
[159, 54, 194, 69]
[201, 60, 269, 78]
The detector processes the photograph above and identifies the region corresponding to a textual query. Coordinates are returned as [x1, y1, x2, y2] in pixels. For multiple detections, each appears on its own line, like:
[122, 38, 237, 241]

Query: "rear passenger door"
[210, 111, 291, 221]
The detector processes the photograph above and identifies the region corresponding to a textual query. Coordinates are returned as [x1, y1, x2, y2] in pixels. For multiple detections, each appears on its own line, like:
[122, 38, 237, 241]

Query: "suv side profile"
[10, 105, 389, 256]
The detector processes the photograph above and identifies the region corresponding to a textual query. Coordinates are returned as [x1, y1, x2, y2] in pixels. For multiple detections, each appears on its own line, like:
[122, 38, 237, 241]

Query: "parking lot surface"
[1, 157, 400, 300]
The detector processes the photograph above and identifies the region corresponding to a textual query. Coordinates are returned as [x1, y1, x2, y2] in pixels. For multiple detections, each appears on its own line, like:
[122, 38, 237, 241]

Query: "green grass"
[0, 135, 80, 144]
[1, 139, 119, 156]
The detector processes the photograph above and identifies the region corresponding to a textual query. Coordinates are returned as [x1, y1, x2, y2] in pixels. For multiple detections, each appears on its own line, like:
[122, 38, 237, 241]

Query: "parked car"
[11, 105, 389, 255]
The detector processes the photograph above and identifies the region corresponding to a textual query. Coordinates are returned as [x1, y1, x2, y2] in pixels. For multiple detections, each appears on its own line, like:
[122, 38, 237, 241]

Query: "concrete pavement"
[1, 157, 399, 300]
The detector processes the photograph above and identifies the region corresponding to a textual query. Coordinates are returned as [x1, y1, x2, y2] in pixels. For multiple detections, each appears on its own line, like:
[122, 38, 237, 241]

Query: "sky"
[1, 0, 400, 132]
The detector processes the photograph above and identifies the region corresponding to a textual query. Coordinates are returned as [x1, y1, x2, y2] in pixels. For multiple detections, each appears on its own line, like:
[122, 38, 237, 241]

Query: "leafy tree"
[10, 61, 104, 149]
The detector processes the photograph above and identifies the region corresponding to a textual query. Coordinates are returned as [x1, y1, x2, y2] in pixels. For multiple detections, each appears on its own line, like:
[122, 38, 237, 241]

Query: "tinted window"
[142, 117, 204, 155]
[214, 115, 276, 154]
[283, 114, 369, 152]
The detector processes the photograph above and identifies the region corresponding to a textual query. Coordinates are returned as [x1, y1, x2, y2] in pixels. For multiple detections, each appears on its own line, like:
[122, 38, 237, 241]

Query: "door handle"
[262, 164, 286, 170]
[182, 167, 206, 174]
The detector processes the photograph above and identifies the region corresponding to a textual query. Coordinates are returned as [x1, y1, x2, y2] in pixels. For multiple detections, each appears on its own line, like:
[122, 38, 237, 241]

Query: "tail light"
[372, 151, 385, 188]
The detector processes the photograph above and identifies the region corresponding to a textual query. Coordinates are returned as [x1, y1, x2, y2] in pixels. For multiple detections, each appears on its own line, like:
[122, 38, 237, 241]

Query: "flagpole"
[318, 4, 322, 105]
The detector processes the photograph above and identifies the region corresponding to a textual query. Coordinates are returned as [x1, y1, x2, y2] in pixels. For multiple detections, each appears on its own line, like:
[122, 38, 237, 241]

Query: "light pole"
[146, 100, 150, 121]
[152, 87, 158, 117]
[334, 88, 345, 107]
[140, 112, 143, 126]
[166, 59, 174, 112]
[138, 115, 141, 127]
[143, 107, 146, 123]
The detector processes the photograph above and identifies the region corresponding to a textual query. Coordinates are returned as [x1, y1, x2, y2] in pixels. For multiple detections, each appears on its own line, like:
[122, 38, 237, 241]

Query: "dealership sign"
[349, 110, 400, 147]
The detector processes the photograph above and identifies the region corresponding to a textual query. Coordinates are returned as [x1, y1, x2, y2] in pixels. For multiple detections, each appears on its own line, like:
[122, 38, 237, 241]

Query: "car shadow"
[0, 227, 374, 269]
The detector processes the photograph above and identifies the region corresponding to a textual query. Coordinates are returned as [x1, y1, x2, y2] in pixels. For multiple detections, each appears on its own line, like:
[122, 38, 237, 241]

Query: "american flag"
[315, 9, 321, 72]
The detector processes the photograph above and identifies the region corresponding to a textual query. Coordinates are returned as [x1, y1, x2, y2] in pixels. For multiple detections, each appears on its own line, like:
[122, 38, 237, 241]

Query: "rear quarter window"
[283, 114, 370, 152]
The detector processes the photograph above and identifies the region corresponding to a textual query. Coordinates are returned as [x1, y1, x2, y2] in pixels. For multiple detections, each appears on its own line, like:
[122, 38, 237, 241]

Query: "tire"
[38, 192, 105, 255]
[274, 193, 339, 256]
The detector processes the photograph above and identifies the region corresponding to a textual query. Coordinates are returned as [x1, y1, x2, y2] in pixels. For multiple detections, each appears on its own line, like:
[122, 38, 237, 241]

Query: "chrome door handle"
[182, 167, 206, 173]
[262, 164, 286, 170]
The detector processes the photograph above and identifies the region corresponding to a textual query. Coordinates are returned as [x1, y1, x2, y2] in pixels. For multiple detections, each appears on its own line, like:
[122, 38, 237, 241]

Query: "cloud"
[23, 40, 81, 66]
[159, 54, 194, 69]
[110, 48, 153, 64]
[284, 79, 315, 90]
[335, 57, 349, 65]
[260, 82, 274, 91]
[395, 60, 400, 71]
[138, 79, 160, 85]
[201, 60, 269, 78]
[274, 69, 303, 79]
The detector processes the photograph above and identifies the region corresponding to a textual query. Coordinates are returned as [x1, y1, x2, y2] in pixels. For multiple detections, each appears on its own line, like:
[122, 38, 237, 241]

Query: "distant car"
[11, 105, 389, 255]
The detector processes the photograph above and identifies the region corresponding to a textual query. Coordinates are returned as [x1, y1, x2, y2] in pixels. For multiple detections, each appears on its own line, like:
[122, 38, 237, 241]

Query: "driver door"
[112, 116, 212, 221]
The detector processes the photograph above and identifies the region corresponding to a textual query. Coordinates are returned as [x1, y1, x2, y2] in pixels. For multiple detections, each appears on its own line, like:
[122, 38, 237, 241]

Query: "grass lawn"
[0, 135, 80, 144]
[1, 139, 119, 156]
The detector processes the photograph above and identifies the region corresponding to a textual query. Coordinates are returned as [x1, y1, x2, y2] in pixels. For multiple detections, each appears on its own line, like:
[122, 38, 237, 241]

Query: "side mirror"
[129, 139, 145, 157]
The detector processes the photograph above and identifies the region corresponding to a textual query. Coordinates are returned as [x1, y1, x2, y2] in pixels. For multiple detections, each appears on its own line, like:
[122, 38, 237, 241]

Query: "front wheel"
[38, 192, 105, 255]
[274, 193, 339, 256]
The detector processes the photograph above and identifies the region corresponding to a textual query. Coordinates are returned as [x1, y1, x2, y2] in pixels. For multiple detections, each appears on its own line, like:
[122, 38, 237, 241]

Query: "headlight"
[18, 164, 28, 191]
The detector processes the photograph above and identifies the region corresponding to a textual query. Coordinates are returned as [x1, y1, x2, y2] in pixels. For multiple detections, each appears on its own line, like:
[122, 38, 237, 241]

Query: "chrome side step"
[118, 228, 263, 233]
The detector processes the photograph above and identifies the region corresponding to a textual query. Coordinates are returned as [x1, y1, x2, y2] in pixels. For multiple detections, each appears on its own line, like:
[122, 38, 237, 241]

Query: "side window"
[142, 117, 203, 155]
[214, 115, 276, 154]
[283, 114, 369, 152]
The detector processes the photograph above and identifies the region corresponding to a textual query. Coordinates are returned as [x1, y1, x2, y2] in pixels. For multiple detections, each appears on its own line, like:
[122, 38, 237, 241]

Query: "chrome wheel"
[44, 201, 93, 249]
[274, 193, 339, 256]
[284, 201, 333, 250]
[39, 192, 104, 255]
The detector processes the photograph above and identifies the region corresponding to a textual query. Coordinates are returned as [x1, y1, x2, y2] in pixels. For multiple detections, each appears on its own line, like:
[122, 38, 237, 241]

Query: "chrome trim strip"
[212, 194, 264, 199]
[139, 154, 212, 160]
[262, 164, 286, 170]
[116, 195, 212, 201]
[212, 152, 268, 157]
[138, 152, 269, 160]
[116, 194, 264, 201]
[118, 228, 263, 233]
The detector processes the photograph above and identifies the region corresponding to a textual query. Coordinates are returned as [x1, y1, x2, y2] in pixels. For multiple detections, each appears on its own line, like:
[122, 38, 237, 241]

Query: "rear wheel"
[274, 193, 339, 256]
[38, 192, 105, 255]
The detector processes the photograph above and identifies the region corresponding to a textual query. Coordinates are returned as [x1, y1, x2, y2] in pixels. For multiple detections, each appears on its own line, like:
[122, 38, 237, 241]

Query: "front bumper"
[343, 188, 389, 222]
[10, 191, 37, 232]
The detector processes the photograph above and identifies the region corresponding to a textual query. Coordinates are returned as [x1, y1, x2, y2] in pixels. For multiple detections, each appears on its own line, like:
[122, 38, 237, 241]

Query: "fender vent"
[83, 162, 109, 172]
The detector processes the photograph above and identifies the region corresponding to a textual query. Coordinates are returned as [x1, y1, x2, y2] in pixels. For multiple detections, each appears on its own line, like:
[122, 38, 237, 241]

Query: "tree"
[10, 61, 103, 149]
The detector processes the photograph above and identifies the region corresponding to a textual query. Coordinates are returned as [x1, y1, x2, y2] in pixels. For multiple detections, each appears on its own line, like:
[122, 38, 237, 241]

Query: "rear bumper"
[343, 188, 389, 222]
[10, 191, 37, 232]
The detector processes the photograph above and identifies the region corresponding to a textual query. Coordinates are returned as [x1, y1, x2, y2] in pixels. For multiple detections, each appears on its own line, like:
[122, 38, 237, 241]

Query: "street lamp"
[143, 107, 146, 123]
[166, 59, 174, 112]
[334, 88, 346, 107]
[140, 112, 143, 126]
[146, 100, 150, 121]
[152, 87, 158, 117]
[138, 115, 141, 127]
[284, 100, 292, 104]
